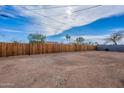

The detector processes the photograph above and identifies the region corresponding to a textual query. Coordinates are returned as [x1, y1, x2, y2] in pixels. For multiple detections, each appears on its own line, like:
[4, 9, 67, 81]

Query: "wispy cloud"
[1, 5, 124, 44]
[0, 28, 24, 33]
[11, 5, 124, 36]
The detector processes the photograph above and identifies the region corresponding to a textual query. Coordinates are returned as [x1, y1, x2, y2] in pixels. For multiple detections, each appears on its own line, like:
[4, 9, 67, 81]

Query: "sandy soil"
[0, 51, 124, 88]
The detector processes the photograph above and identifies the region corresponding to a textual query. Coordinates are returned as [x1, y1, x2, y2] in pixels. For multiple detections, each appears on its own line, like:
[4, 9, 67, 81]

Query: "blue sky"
[0, 5, 124, 44]
[47, 13, 124, 44]
[0, 5, 35, 42]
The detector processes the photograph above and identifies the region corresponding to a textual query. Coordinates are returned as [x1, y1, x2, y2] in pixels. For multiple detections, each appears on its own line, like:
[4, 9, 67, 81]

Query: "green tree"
[65, 34, 71, 43]
[12, 40, 19, 43]
[28, 34, 46, 43]
[88, 41, 92, 45]
[76, 37, 85, 44]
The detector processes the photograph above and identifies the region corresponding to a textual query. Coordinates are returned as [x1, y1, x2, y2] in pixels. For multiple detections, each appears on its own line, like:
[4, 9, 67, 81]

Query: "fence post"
[0, 42, 96, 57]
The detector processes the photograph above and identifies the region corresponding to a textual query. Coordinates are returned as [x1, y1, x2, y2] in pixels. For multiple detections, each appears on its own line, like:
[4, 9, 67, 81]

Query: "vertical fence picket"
[0, 42, 96, 57]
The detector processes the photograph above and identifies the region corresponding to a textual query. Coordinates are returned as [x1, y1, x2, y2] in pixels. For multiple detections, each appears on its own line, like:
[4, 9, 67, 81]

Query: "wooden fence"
[0, 42, 96, 57]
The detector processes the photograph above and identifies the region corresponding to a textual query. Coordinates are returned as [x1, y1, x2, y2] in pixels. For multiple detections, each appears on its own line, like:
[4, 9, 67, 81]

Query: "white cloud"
[3, 5, 124, 36]
[0, 28, 24, 33]
[0, 28, 39, 34]
[70, 33, 124, 45]
[68, 35, 108, 44]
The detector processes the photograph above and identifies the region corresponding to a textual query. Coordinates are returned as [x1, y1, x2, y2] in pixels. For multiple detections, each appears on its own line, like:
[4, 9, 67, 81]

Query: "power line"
[48, 5, 103, 17]
[0, 11, 60, 31]
[0, 6, 65, 30]
[0, 5, 103, 33]
[20, 5, 102, 26]
[16, 17, 60, 30]
[0, 14, 59, 30]
[72, 5, 102, 13]
[21, 6, 66, 25]
[27, 5, 78, 10]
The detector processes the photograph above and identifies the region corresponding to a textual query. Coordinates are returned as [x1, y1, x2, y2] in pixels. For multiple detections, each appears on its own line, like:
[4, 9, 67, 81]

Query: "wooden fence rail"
[0, 42, 96, 57]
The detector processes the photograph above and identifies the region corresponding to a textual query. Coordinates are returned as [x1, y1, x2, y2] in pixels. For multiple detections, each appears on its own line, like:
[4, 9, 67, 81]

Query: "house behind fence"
[0, 42, 96, 57]
[97, 45, 124, 52]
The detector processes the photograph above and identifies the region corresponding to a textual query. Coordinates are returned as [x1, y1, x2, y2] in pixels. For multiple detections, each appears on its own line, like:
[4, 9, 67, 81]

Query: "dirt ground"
[0, 51, 124, 88]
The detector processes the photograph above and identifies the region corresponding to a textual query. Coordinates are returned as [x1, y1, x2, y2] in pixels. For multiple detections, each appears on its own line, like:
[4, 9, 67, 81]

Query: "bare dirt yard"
[0, 51, 124, 88]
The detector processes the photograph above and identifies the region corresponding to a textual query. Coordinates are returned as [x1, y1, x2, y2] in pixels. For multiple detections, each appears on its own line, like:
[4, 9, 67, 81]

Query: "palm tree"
[65, 34, 71, 43]
[105, 31, 124, 45]
[76, 37, 85, 44]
